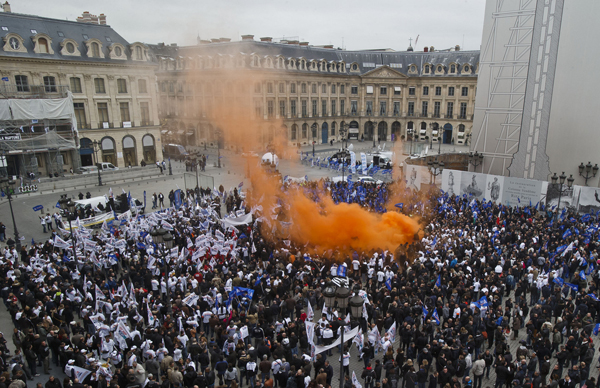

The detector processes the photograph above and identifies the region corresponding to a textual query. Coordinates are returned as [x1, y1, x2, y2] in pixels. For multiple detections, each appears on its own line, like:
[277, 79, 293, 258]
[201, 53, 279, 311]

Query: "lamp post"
[372, 121, 378, 148]
[216, 128, 222, 168]
[311, 123, 317, 158]
[151, 226, 174, 313]
[58, 194, 79, 266]
[468, 151, 484, 172]
[550, 171, 574, 219]
[578, 161, 599, 186]
[438, 135, 442, 154]
[0, 175, 21, 251]
[92, 140, 103, 186]
[428, 157, 444, 185]
[323, 283, 364, 388]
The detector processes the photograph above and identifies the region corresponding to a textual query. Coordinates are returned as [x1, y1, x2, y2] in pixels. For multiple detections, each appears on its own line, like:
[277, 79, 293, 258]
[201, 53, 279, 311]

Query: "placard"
[501, 177, 543, 207]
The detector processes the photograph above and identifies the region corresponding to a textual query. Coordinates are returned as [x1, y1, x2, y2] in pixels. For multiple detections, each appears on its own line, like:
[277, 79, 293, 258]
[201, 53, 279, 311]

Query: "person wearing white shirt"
[339, 350, 350, 376]
[376, 270, 385, 284]
[367, 267, 375, 279]
[352, 259, 360, 272]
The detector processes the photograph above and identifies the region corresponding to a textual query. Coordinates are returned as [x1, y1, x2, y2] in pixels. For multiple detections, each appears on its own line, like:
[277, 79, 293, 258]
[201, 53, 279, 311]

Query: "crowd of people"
[0, 177, 599, 388]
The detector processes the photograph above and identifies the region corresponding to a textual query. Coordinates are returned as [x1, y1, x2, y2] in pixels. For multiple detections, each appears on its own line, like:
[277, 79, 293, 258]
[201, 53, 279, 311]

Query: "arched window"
[424, 65, 430, 74]
[302, 123, 308, 139]
[291, 124, 297, 140]
[450, 64, 456, 73]
[38, 37, 49, 53]
[91, 42, 100, 57]
[135, 46, 143, 60]
[331, 122, 336, 136]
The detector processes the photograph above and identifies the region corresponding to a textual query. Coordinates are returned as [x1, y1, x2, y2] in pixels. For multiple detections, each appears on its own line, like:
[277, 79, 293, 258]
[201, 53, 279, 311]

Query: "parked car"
[96, 162, 118, 171]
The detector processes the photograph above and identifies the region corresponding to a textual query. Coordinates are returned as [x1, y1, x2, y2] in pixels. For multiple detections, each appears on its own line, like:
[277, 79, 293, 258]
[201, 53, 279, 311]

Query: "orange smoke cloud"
[286, 189, 420, 255]
[182, 66, 420, 257]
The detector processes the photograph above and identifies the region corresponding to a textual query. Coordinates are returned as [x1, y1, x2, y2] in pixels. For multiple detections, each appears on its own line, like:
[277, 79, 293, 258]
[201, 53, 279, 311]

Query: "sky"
[14, 0, 486, 51]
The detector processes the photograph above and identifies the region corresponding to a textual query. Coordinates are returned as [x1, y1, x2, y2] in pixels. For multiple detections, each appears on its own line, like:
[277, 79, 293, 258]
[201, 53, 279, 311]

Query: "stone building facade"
[152, 36, 479, 151]
[0, 7, 162, 177]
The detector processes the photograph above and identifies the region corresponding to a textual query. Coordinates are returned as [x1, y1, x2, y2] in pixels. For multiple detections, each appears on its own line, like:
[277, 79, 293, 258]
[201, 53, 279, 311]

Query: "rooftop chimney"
[241, 34, 254, 41]
[323, 44, 334, 49]
[287, 40, 299, 45]
[76, 11, 104, 24]
[455, 45, 460, 51]
[2, 2, 11, 13]
[430, 46, 435, 52]
[210, 38, 220, 43]
[220, 38, 231, 43]
[260, 37, 272, 42]
[299, 41, 309, 46]
[424, 47, 428, 52]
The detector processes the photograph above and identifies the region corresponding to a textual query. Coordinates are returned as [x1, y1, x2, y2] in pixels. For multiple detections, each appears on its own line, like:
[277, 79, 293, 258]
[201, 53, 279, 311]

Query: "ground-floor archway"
[321, 122, 328, 144]
[443, 123, 453, 144]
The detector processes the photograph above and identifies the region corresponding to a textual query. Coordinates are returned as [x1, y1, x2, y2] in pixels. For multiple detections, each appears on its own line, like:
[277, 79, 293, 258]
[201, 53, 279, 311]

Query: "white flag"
[352, 371, 362, 388]
[307, 301, 314, 321]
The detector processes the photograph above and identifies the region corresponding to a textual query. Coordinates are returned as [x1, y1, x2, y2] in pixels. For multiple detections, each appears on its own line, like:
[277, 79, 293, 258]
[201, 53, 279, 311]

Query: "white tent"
[262, 152, 279, 165]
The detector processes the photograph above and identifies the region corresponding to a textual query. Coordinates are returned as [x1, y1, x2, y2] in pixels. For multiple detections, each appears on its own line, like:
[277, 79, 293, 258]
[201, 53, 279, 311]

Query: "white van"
[78, 166, 99, 174]
[97, 162, 119, 171]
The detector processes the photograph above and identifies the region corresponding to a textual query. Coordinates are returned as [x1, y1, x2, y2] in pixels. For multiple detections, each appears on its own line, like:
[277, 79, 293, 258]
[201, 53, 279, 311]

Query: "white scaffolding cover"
[1, 91, 78, 135]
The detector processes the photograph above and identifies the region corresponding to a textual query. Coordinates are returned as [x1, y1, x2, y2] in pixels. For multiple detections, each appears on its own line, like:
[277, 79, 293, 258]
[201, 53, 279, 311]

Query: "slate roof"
[151, 40, 480, 76]
[0, 12, 134, 63]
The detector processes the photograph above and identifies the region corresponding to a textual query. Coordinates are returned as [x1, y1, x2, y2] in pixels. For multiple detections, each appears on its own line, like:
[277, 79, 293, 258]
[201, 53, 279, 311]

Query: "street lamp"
[578, 161, 599, 186]
[438, 135, 442, 154]
[407, 129, 414, 155]
[92, 140, 103, 186]
[469, 151, 484, 172]
[322, 284, 363, 388]
[58, 194, 79, 266]
[428, 157, 444, 185]
[216, 128, 222, 169]
[372, 121, 378, 149]
[0, 174, 21, 251]
[550, 171, 574, 219]
[311, 123, 317, 158]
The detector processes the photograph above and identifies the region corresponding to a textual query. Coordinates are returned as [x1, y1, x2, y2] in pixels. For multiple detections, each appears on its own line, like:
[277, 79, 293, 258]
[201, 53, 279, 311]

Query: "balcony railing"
[420, 113, 429, 117]
[0, 84, 70, 99]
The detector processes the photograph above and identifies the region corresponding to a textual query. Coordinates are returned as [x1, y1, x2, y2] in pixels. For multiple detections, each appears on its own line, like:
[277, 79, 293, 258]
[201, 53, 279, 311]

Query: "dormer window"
[464, 65, 470, 72]
[38, 37, 49, 53]
[115, 46, 122, 56]
[437, 65, 443, 72]
[91, 42, 100, 57]
[450, 64, 456, 73]
[66, 42, 75, 54]
[351, 63, 358, 71]
[135, 46, 143, 60]
[424, 65, 430, 74]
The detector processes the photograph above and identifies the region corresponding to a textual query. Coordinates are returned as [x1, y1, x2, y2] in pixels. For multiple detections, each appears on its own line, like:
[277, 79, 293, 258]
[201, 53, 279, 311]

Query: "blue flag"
[385, 278, 392, 291]
[55, 201, 61, 208]
[553, 277, 564, 287]
[422, 306, 428, 320]
[588, 293, 599, 302]
[136, 242, 146, 250]
[435, 275, 441, 288]
[565, 283, 579, 292]
[563, 229, 572, 239]
[395, 203, 403, 209]
[594, 323, 600, 336]
[254, 275, 262, 287]
[31, 238, 35, 246]
[337, 265, 347, 278]
[580, 270, 586, 280]
[432, 309, 440, 325]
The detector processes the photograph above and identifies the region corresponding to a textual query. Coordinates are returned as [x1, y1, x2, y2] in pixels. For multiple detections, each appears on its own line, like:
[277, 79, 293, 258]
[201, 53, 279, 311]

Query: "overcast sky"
[15, 0, 486, 51]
